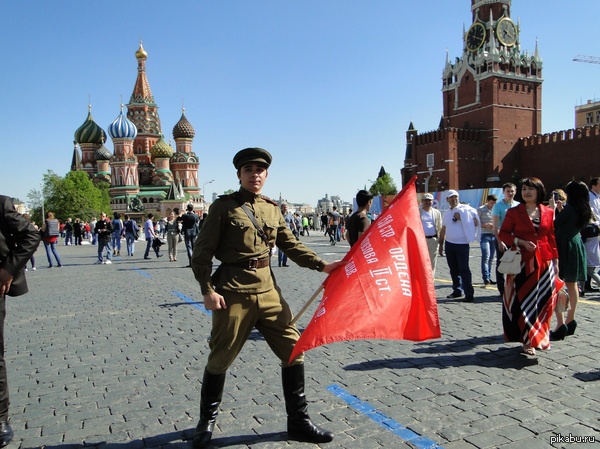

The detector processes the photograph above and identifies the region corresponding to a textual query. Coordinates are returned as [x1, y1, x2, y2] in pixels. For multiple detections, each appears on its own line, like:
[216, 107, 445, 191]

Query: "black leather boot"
[282, 364, 334, 443]
[193, 369, 226, 449]
[0, 421, 13, 448]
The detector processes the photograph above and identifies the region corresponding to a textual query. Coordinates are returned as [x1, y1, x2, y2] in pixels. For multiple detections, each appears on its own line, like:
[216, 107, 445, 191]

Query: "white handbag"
[498, 248, 522, 275]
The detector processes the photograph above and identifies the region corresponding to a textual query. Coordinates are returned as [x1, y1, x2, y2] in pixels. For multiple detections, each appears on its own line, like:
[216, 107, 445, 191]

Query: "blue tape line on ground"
[326, 384, 444, 449]
[172, 291, 211, 315]
[132, 267, 151, 278]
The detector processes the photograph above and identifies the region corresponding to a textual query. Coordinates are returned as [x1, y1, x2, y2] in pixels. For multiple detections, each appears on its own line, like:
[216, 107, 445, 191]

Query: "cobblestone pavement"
[7, 234, 600, 448]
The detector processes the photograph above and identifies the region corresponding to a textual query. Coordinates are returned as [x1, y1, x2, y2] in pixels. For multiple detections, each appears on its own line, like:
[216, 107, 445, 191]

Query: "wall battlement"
[414, 127, 483, 146]
[520, 125, 600, 147]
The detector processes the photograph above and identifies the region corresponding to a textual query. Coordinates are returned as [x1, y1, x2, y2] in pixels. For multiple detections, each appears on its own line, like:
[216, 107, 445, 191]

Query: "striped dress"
[499, 204, 559, 350]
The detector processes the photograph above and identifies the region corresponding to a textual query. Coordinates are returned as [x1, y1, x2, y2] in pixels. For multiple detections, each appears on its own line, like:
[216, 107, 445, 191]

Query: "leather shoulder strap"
[234, 198, 269, 245]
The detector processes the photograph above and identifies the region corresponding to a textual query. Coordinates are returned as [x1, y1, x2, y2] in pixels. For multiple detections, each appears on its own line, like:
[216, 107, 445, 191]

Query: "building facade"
[575, 99, 600, 128]
[402, 0, 600, 195]
[71, 43, 203, 217]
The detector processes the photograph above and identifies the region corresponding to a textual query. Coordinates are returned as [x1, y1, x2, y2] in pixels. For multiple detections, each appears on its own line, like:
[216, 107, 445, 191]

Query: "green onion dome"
[74, 106, 107, 144]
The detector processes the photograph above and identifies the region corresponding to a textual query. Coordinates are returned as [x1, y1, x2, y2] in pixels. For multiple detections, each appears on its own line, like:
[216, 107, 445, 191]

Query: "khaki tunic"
[191, 187, 326, 373]
[192, 188, 325, 294]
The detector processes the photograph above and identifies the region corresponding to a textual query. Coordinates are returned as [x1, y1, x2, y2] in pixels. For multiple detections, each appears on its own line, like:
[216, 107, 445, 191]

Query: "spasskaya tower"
[403, 0, 543, 191]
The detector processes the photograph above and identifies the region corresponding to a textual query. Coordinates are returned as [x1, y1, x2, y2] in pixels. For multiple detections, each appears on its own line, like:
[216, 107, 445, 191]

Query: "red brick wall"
[518, 127, 600, 193]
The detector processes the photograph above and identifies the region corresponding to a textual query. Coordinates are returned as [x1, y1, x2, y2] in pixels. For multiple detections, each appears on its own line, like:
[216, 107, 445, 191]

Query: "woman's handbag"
[498, 247, 522, 275]
[555, 278, 570, 313]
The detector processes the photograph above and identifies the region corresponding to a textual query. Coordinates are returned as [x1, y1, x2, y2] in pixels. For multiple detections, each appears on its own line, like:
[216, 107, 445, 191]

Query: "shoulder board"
[261, 195, 279, 206]
[218, 192, 240, 201]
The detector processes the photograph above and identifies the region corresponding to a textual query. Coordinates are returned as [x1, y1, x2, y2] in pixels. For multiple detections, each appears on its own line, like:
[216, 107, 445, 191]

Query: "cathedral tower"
[74, 105, 107, 177]
[171, 108, 200, 197]
[126, 42, 161, 186]
[108, 105, 139, 204]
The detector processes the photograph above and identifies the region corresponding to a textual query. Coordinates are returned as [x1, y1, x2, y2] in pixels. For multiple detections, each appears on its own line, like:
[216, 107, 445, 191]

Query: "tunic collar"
[238, 187, 262, 203]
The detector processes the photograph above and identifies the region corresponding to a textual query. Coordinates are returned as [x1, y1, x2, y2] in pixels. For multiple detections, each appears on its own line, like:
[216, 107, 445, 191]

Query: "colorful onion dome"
[135, 41, 148, 60]
[172, 108, 196, 139]
[150, 135, 174, 158]
[74, 105, 107, 144]
[108, 105, 138, 140]
[95, 141, 112, 161]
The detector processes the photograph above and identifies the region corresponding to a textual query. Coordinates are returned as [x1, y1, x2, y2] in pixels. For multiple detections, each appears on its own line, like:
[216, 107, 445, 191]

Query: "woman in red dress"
[499, 177, 559, 356]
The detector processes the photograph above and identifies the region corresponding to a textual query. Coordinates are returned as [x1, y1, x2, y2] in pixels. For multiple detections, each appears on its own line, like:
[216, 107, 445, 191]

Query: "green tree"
[369, 167, 397, 196]
[28, 170, 112, 223]
[27, 170, 63, 223]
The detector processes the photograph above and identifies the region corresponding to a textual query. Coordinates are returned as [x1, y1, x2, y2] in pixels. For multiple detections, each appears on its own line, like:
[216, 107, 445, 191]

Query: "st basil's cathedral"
[71, 42, 201, 216]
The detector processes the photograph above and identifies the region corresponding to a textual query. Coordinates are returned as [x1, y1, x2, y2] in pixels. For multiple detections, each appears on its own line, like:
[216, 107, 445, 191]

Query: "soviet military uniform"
[191, 186, 326, 374]
[191, 147, 334, 448]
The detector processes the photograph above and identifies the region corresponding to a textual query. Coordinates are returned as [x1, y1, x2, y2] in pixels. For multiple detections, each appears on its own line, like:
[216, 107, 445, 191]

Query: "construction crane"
[573, 55, 600, 64]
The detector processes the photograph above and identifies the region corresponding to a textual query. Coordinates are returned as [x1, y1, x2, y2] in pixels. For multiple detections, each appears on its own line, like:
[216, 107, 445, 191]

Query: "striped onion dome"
[74, 105, 107, 144]
[150, 135, 174, 158]
[108, 104, 138, 140]
[95, 141, 112, 161]
[172, 108, 195, 139]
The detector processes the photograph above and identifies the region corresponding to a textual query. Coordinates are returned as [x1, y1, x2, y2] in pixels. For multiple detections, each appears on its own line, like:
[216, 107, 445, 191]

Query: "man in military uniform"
[190, 148, 344, 448]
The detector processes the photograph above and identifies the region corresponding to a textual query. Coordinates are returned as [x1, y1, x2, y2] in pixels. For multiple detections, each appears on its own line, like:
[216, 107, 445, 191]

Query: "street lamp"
[40, 182, 45, 220]
[202, 179, 215, 202]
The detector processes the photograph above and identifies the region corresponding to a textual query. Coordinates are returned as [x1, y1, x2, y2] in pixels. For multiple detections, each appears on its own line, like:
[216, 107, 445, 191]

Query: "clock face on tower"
[496, 17, 517, 46]
[466, 22, 486, 52]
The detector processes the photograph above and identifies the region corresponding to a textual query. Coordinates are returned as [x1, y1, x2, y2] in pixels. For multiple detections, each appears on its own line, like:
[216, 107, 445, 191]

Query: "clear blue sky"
[1, 1, 598, 207]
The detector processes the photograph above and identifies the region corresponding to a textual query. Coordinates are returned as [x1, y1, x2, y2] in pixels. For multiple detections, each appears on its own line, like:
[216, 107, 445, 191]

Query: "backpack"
[44, 219, 60, 237]
[112, 219, 123, 233]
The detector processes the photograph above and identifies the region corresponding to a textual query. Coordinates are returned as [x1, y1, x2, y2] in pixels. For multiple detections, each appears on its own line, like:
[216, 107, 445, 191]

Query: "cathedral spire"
[130, 41, 155, 105]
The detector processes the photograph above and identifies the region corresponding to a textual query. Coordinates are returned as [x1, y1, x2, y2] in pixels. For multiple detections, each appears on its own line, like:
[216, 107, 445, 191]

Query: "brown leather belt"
[224, 257, 270, 270]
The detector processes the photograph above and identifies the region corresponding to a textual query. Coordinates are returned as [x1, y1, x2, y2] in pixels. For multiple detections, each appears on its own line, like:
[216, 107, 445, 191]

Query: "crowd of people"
[20, 208, 208, 267]
[19, 175, 599, 364]
[419, 177, 600, 357]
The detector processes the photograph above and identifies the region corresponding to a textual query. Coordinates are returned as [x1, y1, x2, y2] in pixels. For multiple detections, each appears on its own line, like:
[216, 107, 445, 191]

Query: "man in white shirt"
[420, 193, 442, 276]
[438, 190, 479, 302]
[589, 177, 600, 219]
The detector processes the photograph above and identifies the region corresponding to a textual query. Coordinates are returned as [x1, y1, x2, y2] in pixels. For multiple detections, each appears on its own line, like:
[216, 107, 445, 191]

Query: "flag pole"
[290, 284, 324, 325]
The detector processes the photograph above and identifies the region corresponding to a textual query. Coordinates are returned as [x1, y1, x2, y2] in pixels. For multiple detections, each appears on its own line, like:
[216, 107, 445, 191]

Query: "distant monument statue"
[126, 194, 144, 212]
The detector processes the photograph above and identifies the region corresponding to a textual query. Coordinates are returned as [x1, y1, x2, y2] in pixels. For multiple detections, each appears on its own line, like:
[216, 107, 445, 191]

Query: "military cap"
[233, 147, 272, 169]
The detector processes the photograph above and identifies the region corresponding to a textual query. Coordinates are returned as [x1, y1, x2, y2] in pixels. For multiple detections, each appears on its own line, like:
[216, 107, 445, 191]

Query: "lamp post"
[202, 179, 215, 203]
[40, 182, 45, 220]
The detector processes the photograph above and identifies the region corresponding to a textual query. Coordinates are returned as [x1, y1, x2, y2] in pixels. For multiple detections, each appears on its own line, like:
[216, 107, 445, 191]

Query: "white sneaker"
[94, 260, 103, 264]
[32, 267, 36, 271]
[104, 260, 112, 264]
[24, 268, 28, 272]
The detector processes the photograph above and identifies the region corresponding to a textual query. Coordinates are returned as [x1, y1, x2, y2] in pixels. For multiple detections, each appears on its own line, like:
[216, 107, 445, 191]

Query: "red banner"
[289, 177, 441, 363]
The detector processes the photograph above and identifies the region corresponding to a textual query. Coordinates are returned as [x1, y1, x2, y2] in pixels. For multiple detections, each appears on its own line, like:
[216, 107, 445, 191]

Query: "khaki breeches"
[206, 286, 304, 374]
